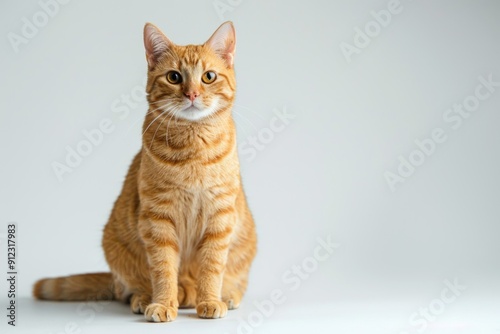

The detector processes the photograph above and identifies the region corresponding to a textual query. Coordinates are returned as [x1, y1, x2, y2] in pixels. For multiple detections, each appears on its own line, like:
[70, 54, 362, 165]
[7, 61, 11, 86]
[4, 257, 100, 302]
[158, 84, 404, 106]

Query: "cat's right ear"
[143, 23, 172, 68]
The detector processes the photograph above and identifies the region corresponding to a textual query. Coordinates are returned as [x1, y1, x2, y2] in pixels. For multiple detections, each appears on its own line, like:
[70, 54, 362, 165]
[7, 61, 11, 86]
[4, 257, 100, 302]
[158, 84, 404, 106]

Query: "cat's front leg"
[138, 210, 179, 322]
[195, 208, 236, 319]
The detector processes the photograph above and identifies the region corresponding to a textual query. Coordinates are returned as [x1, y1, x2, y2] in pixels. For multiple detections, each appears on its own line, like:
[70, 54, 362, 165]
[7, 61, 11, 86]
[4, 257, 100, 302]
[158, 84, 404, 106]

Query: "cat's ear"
[143, 23, 173, 68]
[205, 21, 236, 68]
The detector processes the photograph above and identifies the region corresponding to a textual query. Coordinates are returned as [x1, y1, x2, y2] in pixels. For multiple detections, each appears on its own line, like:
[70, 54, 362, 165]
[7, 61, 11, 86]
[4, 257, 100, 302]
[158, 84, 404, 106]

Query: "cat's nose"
[184, 91, 199, 102]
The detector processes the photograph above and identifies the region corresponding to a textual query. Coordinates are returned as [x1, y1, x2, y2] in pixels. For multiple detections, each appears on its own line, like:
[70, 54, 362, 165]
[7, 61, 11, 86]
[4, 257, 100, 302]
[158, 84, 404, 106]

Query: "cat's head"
[143, 22, 236, 122]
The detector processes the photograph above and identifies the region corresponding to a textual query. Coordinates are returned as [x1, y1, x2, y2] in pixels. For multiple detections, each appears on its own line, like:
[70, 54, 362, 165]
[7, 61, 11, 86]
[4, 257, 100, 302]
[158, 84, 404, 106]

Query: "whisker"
[232, 109, 259, 132]
[164, 108, 179, 148]
[124, 98, 176, 134]
[232, 103, 267, 121]
[149, 111, 169, 150]
[142, 106, 170, 137]
[231, 118, 251, 139]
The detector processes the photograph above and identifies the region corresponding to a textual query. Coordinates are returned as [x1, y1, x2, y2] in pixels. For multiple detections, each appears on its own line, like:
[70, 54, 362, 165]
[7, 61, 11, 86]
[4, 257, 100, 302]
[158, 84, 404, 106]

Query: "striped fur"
[33, 22, 257, 322]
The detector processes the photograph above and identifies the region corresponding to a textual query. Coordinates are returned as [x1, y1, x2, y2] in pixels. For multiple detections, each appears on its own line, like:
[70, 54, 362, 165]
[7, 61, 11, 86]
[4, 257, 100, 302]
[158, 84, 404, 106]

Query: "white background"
[1, 0, 500, 333]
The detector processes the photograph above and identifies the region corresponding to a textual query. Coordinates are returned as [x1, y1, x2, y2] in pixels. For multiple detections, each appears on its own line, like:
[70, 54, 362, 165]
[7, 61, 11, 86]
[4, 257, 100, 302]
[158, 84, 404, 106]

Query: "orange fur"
[33, 21, 257, 322]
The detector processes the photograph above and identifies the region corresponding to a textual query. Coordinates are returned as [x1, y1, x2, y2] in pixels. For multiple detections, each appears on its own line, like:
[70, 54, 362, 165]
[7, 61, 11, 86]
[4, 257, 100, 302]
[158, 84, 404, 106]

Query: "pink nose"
[184, 91, 199, 102]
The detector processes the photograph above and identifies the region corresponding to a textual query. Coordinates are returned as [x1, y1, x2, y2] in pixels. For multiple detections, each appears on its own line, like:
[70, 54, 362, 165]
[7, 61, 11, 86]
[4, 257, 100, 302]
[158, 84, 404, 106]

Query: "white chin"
[176, 102, 218, 121]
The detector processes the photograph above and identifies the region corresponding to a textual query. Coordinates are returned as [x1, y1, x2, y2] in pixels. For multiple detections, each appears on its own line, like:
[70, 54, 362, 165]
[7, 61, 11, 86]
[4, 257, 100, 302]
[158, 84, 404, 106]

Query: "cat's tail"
[33, 273, 114, 301]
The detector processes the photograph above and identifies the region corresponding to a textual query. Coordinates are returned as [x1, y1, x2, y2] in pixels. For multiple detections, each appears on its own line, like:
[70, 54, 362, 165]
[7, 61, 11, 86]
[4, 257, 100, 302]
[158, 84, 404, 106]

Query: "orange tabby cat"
[33, 21, 257, 322]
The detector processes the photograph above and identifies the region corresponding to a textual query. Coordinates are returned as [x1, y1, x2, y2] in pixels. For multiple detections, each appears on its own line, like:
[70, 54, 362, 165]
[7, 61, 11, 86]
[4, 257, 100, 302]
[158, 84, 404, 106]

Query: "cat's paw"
[144, 303, 178, 322]
[130, 293, 151, 314]
[222, 291, 242, 310]
[196, 300, 228, 319]
[222, 296, 241, 310]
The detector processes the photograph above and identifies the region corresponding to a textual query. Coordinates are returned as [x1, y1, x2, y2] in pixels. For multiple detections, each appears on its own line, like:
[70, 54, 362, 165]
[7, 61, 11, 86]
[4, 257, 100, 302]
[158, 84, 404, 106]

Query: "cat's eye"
[166, 71, 182, 84]
[202, 71, 217, 84]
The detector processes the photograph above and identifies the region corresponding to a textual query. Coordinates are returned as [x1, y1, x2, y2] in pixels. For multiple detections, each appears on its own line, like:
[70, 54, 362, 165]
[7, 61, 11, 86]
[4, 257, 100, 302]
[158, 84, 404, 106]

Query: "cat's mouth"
[174, 98, 219, 122]
[183, 105, 201, 113]
[183, 99, 204, 111]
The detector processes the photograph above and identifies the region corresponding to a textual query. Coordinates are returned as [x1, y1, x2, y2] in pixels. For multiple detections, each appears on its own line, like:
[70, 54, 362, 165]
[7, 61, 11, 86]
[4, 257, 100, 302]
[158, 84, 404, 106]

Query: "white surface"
[1, 0, 500, 333]
[3, 291, 500, 334]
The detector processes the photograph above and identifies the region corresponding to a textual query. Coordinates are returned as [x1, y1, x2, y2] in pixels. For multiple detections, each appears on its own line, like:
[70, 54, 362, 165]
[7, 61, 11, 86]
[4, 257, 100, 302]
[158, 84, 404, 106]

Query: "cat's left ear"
[205, 21, 236, 68]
